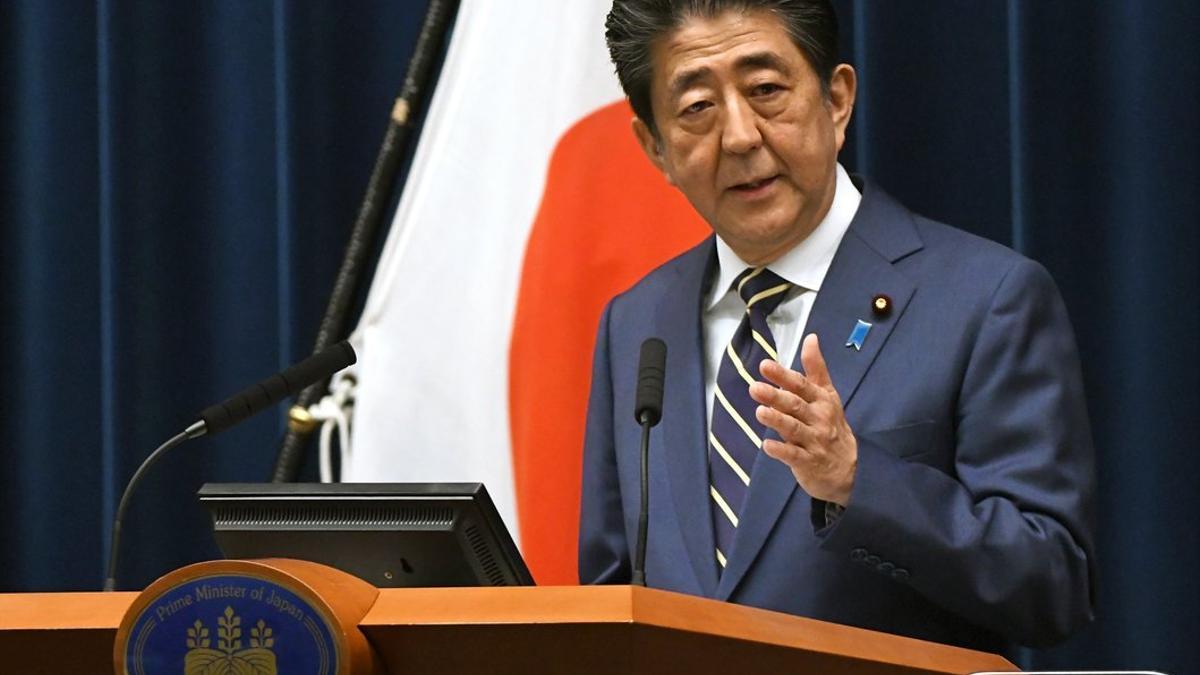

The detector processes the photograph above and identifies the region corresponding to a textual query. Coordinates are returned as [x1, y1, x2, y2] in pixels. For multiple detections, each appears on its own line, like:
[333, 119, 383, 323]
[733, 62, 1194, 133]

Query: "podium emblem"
[121, 573, 338, 675]
[183, 606, 277, 674]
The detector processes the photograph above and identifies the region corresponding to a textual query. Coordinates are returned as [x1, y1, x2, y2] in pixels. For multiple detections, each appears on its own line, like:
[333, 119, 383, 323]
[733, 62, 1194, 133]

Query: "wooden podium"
[0, 559, 1018, 674]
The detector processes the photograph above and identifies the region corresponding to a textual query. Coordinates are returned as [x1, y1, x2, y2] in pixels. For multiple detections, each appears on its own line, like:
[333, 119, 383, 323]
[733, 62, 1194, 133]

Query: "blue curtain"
[837, 1, 1198, 672]
[2, 2, 1195, 673]
[0, 0, 426, 590]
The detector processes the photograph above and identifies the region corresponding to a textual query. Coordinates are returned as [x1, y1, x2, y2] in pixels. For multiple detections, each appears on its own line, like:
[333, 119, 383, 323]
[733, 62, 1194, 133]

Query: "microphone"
[199, 340, 356, 436]
[632, 338, 666, 586]
[634, 338, 667, 426]
[102, 341, 357, 591]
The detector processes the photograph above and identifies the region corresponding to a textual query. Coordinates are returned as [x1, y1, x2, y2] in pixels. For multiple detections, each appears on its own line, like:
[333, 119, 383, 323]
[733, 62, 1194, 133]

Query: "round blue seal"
[123, 574, 339, 675]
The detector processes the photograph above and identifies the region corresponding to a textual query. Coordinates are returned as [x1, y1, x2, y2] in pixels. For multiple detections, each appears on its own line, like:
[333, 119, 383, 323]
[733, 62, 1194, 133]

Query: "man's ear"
[631, 117, 675, 186]
[827, 63, 857, 152]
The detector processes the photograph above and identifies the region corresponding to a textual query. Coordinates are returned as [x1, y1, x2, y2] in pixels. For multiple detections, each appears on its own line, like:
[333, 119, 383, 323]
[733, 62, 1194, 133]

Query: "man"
[579, 0, 1096, 654]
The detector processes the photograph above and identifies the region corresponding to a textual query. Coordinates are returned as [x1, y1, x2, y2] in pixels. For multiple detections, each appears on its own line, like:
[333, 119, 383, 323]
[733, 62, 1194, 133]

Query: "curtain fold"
[1, 0, 424, 590]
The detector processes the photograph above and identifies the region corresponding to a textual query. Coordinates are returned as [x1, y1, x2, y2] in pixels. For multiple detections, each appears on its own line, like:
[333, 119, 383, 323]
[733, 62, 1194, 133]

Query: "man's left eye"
[752, 83, 783, 96]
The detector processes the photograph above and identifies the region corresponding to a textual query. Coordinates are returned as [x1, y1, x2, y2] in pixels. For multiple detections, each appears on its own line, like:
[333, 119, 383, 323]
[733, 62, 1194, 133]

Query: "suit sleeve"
[578, 299, 632, 584]
[816, 258, 1097, 647]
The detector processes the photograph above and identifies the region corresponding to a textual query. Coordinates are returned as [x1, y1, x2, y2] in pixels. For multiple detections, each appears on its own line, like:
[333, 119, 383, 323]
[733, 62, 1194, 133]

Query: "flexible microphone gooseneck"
[632, 338, 667, 587]
[102, 341, 357, 592]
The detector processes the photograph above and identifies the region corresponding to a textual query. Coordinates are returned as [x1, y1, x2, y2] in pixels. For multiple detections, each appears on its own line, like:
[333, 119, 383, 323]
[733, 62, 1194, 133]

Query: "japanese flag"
[343, 0, 706, 584]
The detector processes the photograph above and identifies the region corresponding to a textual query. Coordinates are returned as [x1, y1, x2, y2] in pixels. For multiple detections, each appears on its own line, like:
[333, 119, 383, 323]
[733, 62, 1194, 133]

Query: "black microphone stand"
[632, 412, 654, 587]
[103, 422, 205, 592]
[632, 338, 666, 587]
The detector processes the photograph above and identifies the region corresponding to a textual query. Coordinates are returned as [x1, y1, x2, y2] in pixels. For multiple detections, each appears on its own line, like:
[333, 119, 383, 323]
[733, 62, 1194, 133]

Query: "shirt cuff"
[824, 500, 846, 527]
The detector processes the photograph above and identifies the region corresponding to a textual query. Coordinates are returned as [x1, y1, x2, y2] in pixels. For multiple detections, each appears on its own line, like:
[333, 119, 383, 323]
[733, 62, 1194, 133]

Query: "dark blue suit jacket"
[578, 181, 1096, 653]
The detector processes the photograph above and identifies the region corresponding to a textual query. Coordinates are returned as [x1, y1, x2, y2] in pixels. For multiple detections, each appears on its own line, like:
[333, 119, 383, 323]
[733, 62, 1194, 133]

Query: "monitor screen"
[198, 482, 534, 588]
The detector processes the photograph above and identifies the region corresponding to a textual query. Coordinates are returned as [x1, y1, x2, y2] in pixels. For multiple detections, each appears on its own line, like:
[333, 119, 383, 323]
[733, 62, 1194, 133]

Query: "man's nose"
[721, 97, 762, 155]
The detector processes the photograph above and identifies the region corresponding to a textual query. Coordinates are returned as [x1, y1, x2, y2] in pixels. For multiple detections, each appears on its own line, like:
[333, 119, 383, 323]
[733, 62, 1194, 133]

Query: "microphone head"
[634, 338, 667, 427]
[198, 341, 357, 436]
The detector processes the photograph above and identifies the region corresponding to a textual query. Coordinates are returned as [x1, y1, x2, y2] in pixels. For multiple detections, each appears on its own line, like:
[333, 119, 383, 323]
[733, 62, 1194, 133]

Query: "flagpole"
[271, 0, 462, 482]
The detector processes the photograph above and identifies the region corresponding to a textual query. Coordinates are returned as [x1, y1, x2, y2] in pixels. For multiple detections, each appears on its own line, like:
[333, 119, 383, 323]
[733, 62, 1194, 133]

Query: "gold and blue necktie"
[709, 267, 792, 573]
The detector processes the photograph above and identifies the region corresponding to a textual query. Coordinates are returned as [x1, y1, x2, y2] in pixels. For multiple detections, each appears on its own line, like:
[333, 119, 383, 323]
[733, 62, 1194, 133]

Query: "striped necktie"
[709, 266, 792, 573]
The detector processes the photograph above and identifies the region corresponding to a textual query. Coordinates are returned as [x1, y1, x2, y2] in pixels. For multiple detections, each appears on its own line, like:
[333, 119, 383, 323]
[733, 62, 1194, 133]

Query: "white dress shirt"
[703, 163, 862, 432]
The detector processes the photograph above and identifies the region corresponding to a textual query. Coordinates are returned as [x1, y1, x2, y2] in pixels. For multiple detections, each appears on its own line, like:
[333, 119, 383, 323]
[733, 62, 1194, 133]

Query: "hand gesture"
[749, 334, 857, 506]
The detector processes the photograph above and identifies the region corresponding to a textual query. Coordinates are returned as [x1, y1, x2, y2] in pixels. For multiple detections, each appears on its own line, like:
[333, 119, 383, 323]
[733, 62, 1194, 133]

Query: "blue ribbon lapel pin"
[845, 319, 873, 351]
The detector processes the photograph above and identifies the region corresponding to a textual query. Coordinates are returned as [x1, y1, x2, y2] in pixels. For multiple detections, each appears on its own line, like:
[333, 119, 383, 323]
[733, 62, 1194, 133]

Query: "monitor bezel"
[197, 482, 534, 587]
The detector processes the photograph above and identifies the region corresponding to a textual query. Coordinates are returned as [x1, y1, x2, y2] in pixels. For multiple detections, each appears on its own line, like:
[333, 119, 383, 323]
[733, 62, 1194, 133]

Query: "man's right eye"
[681, 100, 711, 116]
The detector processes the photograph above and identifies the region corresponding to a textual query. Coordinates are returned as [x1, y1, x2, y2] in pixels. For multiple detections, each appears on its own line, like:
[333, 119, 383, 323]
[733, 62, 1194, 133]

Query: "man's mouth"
[729, 175, 779, 193]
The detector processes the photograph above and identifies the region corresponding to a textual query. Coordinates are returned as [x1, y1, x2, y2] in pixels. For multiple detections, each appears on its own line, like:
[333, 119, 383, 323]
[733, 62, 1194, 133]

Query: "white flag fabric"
[343, 0, 706, 584]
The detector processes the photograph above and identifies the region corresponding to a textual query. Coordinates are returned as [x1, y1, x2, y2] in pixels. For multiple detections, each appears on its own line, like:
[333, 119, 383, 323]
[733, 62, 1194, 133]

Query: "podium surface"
[360, 585, 1016, 674]
[1, 583, 1017, 674]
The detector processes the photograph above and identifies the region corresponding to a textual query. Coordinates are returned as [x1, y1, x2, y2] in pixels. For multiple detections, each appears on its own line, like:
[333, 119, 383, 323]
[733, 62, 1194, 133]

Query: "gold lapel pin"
[872, 294, 892, 317]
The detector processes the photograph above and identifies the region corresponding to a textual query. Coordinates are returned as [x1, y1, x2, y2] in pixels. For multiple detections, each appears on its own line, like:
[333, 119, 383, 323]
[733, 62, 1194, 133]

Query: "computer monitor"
[198, 482, 534, 587]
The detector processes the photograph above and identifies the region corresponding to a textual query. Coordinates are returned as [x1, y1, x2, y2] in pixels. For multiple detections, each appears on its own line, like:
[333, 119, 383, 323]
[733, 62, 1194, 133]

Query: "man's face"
[633, 10, 856, 265]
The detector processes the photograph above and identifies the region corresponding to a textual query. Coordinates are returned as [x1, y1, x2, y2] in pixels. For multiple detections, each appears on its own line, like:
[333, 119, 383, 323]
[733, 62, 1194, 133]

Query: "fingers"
[761, 437, 806, 464]
[800, 334, 833, 388]
[749, 334, 856, 505]
[755, 401, 815, 446]
[750, 334, 844, 443]
[748, 379, 808, 416]
[757, 358, 822, 403]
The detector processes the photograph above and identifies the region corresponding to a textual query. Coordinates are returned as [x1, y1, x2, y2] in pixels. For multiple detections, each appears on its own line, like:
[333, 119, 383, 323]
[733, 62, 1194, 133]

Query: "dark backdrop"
[1, 2, 1195, 672]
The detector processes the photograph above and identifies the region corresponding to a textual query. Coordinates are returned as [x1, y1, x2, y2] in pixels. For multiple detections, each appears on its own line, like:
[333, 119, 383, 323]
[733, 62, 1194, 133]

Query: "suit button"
[850, 548, 867, 562]
[891, 568, 911, 582]
[865, 555, 881, 566]
[877, 561, 895, 574]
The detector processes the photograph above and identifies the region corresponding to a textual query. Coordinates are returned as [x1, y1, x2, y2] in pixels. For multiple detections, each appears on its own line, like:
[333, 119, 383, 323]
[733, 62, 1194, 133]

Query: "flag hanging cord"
[300, 374, 356, 483]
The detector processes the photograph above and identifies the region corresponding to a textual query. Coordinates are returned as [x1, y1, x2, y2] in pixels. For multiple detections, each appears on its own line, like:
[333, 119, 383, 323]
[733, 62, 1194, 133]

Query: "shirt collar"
[707, 163, 862, 310]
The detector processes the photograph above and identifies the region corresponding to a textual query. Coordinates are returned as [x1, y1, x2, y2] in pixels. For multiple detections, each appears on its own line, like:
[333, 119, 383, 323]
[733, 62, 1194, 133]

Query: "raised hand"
[749, 334, 857, 506]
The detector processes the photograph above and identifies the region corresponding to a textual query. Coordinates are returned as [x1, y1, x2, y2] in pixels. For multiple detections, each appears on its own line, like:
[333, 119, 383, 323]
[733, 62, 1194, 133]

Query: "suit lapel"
[715, 182, 922, 600]
[656, 238, 720, 597]
[799, 228, 917, 409]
